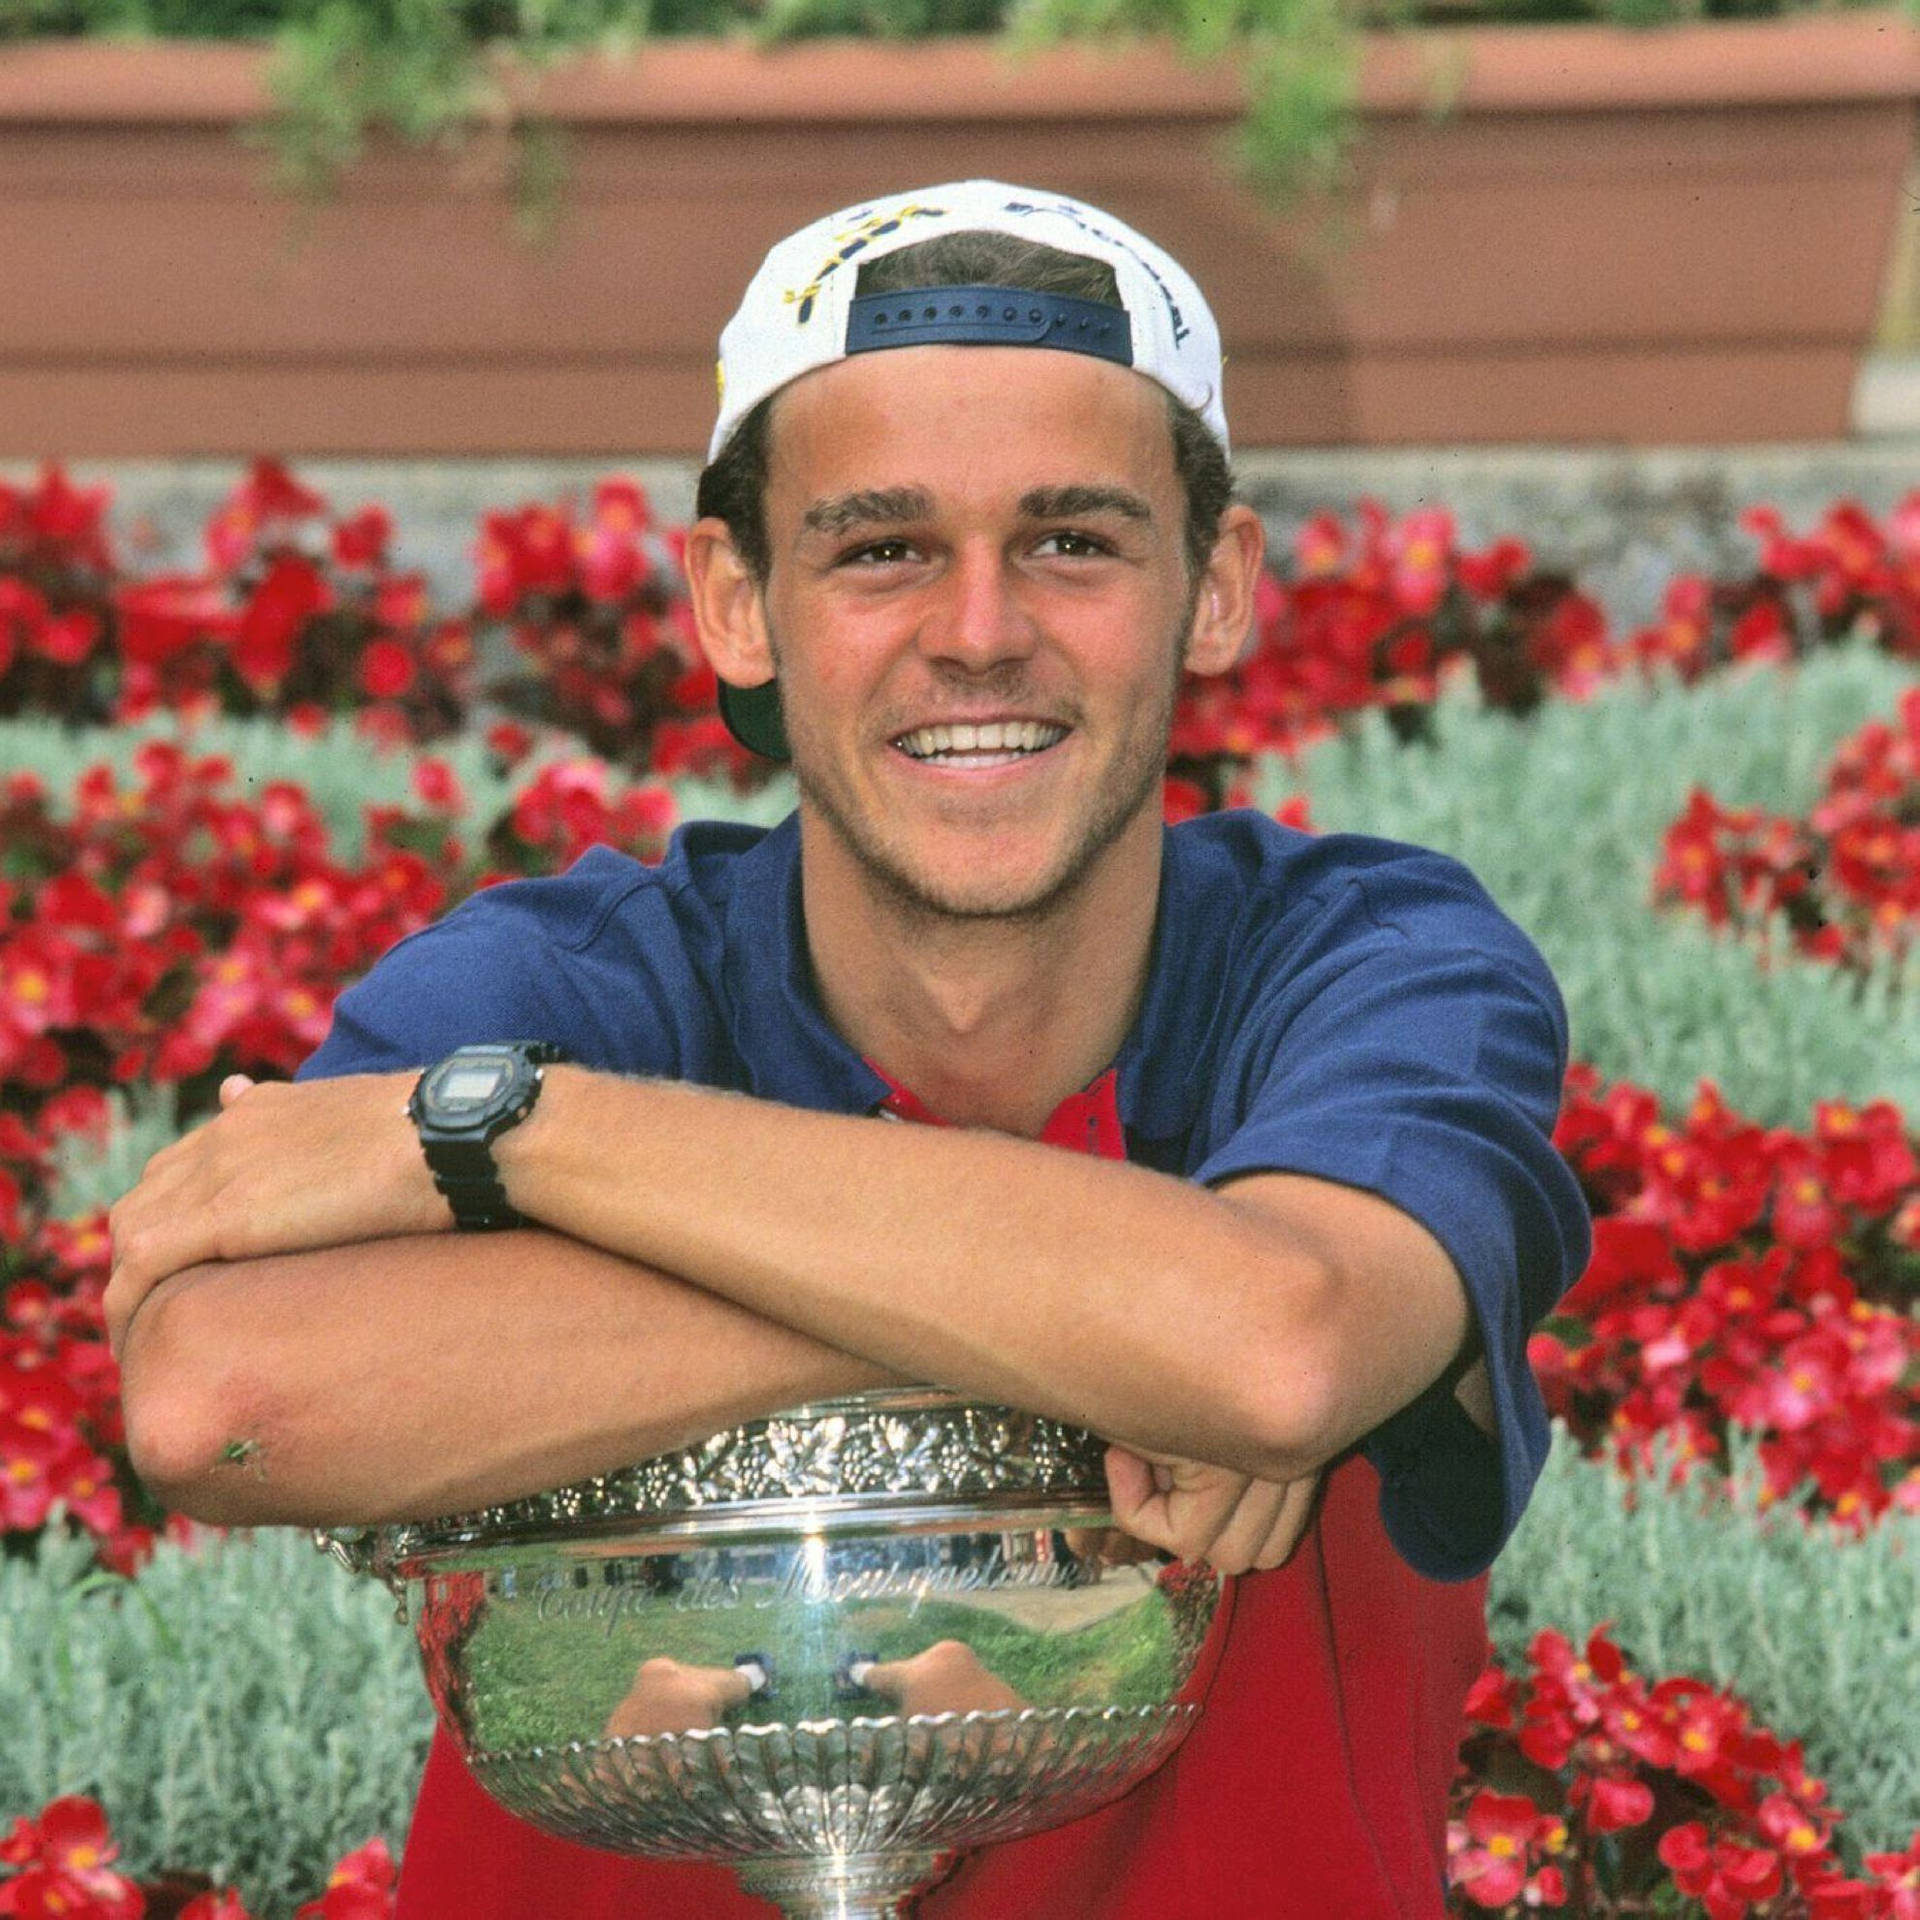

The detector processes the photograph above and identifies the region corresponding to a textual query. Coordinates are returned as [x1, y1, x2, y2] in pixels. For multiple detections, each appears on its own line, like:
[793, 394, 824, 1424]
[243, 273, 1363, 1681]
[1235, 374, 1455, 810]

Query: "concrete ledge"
[1854, 351, 1920, 438]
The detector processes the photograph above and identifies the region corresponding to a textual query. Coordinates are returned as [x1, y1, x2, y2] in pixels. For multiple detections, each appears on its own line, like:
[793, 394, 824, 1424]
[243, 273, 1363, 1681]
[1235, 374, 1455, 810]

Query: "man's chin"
[863, 848, 1079, 925]
[796, 753, 1164, 925]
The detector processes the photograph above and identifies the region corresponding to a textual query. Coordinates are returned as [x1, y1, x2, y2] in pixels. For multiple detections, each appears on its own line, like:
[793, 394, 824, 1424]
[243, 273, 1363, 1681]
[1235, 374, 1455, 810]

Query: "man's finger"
[219, 1073, 256, 1107]
[1248, 1475, 1321, 1571]
[1108, 1451, 1251, 1563]
[1199, 1480, 1293, 1575]
[1103, 1445, 1156, 1517]
[1103, 1445, 1176, 1551]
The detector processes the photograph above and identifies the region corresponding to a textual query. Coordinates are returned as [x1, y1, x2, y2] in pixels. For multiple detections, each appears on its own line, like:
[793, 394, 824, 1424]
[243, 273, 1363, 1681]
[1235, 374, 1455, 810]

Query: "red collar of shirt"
[869, 1064, 1126, 1161]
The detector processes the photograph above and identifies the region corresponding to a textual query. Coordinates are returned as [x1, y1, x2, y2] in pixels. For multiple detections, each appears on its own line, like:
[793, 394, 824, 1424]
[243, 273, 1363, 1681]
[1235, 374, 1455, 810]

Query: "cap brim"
[718, 678, 791, 762]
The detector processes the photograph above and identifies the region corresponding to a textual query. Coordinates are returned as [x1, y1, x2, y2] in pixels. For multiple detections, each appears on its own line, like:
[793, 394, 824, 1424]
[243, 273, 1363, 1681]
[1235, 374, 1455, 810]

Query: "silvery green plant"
[1261, 644, 1920, 1123]
[0, 1527, 429, 1916]
[48, 1088, 184, 1216]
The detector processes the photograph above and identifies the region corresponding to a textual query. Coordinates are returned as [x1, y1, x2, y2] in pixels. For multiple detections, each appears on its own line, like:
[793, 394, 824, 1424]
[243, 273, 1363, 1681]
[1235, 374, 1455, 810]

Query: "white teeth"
[897, 721, 1065, 760]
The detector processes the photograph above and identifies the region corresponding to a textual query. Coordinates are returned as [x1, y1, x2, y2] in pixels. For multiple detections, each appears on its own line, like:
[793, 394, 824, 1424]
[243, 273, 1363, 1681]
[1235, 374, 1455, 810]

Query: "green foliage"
[1012, 0, 1356, 195]
[0, 1527, 430, 1917]
[256, 0, 662, 221]
[1259, 647, 1920, 1124]
[13, 0, 1902, 215]
[1491, 1431, 1920, 1860]
[0, 0, 286, 34]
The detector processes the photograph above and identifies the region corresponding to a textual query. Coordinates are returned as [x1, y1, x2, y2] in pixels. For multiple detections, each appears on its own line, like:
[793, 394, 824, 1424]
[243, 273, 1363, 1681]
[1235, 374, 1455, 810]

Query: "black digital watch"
[406, 1040, 568, 1231]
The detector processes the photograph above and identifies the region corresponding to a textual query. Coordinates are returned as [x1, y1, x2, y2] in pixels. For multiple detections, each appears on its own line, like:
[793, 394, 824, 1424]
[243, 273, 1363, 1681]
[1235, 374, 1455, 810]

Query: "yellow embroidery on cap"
[784, 202, 946, 326]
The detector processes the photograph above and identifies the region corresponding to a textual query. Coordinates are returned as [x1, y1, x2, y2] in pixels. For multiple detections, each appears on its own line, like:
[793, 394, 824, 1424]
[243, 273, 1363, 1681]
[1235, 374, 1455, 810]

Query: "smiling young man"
[108, 182, 1590, 1916]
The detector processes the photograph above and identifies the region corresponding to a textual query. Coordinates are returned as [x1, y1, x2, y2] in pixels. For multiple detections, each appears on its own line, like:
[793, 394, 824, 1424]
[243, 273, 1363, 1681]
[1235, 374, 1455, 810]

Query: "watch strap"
[410, 1041, 566, 1232]
[428, 1167, 524, 1231]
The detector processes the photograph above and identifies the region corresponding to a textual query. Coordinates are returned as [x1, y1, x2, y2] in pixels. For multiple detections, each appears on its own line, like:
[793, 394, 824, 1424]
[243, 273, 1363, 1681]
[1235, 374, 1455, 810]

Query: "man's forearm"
[495, 1070, 1429, 1480]
[121, 1227, 896, 1529]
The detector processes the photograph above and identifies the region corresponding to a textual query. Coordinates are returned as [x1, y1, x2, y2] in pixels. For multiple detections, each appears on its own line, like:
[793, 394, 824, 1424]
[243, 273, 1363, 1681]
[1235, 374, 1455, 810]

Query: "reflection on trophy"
[319, 1390, 1229, 1919]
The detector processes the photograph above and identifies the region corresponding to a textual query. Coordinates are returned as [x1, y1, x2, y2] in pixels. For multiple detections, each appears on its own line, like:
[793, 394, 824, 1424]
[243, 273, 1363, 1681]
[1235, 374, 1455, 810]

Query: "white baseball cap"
[707, 178, 1230, 464]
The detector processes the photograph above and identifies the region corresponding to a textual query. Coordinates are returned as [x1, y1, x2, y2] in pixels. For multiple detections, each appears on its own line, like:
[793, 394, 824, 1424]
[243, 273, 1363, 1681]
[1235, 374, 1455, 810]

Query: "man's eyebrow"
[1018, 485, 1154, 525]
[802, 487, 935, 536]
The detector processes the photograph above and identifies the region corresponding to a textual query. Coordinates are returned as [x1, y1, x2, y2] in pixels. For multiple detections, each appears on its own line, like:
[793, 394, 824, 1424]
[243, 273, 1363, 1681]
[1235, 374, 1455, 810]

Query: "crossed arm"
[107, 1065, 1479, 1572]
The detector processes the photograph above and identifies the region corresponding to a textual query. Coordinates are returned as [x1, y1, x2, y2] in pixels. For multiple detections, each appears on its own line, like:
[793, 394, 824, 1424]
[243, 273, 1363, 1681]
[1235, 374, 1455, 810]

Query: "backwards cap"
[707, 179, 1229, 759]
[708, 178, 1229, 463]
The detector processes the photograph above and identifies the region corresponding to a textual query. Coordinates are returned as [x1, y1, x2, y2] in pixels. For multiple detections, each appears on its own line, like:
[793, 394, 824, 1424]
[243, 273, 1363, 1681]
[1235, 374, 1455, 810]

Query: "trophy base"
[734, 1848, 956, 1918]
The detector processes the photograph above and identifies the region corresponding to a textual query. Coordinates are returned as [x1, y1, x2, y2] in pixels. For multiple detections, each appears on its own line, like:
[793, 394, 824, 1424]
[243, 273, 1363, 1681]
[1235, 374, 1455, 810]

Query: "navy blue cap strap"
[845, 286, 1133, 367]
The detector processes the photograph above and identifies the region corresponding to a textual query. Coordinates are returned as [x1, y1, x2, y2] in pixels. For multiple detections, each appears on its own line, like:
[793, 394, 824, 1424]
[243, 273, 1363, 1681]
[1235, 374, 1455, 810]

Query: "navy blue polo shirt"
[301, 808, 1589, 1581]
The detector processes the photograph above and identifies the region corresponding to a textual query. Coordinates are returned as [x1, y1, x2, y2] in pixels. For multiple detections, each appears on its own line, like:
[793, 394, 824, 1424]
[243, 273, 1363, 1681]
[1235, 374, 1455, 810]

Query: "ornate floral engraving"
[319, 1393, 1109, 1563]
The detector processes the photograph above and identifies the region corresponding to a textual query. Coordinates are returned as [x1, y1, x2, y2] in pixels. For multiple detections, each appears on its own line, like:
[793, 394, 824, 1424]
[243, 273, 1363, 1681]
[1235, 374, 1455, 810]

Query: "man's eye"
[1034, 530, 1112, 559]
[843, 539, 917, 566]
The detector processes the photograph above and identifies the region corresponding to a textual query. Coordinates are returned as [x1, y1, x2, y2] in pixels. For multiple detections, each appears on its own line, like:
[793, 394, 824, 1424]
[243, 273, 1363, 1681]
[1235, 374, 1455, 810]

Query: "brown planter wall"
[1, 19, 1915, 456]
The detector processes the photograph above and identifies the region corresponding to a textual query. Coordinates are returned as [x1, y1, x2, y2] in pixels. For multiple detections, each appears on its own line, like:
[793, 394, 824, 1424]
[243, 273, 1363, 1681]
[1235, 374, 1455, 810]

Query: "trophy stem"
[732, 1848, 957, 1918]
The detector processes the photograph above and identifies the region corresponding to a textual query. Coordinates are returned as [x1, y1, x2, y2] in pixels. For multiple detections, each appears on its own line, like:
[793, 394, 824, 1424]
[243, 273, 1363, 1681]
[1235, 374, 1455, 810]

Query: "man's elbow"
[1234, 1361, 1347, 1484]
[119, 1282, 278, 1525]
[1213, 1254, 1351, 1481]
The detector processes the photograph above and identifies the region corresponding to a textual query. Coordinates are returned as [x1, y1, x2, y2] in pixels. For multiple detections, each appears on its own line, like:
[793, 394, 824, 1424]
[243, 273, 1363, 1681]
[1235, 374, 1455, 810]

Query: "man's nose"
[919, 544, 1039, 670]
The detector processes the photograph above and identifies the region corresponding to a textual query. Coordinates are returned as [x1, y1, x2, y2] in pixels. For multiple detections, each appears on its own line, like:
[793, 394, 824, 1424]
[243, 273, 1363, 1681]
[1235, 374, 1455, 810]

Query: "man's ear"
[683, 516, 776, 691]
[1181, 504, 1267, 679]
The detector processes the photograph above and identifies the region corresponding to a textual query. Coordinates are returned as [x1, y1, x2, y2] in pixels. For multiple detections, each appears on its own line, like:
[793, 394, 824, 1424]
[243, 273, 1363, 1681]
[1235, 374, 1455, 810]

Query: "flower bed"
[1544, 1067, 1918, 1525]
[2, 467, 1918, 1915]
[1451, 1625, 1920, 1917]
[1, 1799, 394, 1919]
[1658, 687, 1920, 973]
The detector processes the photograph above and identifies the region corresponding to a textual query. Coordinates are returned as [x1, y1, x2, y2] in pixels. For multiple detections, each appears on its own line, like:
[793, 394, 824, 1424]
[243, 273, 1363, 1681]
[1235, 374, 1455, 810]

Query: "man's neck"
[798, 816, 1164, 1138]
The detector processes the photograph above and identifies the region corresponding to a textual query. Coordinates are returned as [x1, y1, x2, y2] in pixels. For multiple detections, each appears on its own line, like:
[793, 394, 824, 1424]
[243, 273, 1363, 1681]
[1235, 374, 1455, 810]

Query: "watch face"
[434, 1058, 512, 1108]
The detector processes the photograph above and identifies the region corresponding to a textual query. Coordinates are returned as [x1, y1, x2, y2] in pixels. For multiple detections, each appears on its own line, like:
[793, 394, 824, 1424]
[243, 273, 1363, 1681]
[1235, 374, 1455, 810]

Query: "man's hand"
[106, 1071, 443, 1358]
[1104, 1444, 1322, 1575]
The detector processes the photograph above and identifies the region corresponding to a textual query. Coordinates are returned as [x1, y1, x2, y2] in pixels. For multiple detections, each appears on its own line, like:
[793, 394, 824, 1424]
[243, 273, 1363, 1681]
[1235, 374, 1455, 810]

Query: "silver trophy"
[320, 1389, 1228, 1918]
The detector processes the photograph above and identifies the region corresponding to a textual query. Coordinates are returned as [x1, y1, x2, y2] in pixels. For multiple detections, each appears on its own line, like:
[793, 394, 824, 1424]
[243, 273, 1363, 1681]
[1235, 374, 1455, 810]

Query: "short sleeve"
[296, 849, 706, 1086]
[1192, 862, 1591, 1582]
[298, 915, 570, 1084]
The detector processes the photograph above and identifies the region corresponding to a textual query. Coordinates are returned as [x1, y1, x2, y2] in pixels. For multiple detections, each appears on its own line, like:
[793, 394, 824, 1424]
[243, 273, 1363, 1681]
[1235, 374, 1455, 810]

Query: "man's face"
[752, 344, 1206, 922]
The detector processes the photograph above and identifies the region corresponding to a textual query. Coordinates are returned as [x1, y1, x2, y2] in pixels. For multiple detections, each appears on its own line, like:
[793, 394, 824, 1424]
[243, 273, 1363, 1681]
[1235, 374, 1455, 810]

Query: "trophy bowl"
[319, 1389, 1230, 1919]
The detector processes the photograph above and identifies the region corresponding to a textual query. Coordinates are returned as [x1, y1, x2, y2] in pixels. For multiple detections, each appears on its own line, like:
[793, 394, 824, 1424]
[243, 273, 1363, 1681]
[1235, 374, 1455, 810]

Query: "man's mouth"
[892, 720, 1069, 768]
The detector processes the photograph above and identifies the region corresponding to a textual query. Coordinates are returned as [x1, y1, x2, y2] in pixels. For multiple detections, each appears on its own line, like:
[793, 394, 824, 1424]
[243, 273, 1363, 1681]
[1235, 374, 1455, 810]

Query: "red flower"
[114, 576, 238, 668]
[332, 505, 392, 572]
[1860, 1832, 1920, 1919]
[1162, 776, 1208, 824]
[476, 504, 574, 615]
[484, 721, 535, 768]
[410, 759, 467, 815]
[293, 1838, 396, 1920]
[29, 610, 100, 668]
[356, 639, 416, 701]
[1658, 1823, 1785, 1920]
[1770, 1145, 1841, 1250]
[1583, 1771, 1654, 1833]
[3, 467, 114, 571]
[177, 1895, 252, 1920]
[234, 554, 331, 692]
[1457, 535, 1531, 601]
[1449, 1790, 1557, 1908]
[205, 459, 328, 574]
[0, 1796, 144, 1920]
